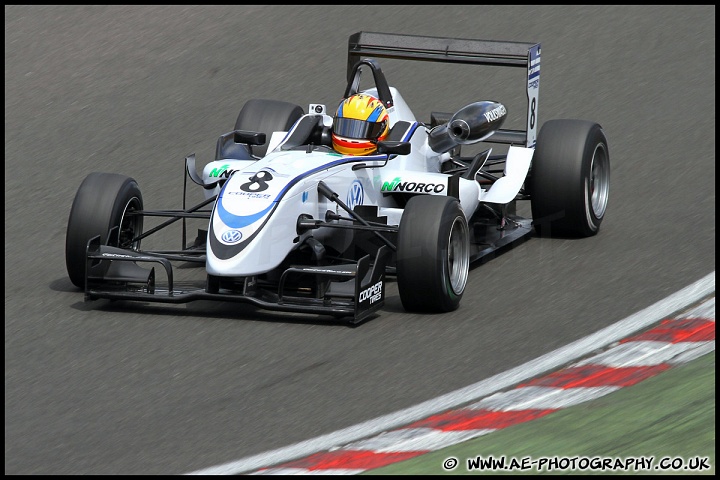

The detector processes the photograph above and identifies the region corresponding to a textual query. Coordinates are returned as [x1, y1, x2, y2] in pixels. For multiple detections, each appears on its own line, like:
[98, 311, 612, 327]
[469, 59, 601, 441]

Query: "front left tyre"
[65, 173, 143, 288]
[396, 195, 470, 312]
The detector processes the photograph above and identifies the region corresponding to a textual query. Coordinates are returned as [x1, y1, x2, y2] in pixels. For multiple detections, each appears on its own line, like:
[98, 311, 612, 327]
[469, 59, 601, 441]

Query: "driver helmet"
[332, 94, 389, 155]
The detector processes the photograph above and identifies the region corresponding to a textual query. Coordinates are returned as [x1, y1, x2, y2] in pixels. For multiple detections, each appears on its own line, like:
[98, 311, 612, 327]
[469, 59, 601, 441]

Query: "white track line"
[186, 271, 715, 475]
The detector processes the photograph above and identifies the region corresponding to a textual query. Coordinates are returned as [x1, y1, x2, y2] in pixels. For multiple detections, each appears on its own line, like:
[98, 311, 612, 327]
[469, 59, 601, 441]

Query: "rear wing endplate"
[347, 32, 541, 148]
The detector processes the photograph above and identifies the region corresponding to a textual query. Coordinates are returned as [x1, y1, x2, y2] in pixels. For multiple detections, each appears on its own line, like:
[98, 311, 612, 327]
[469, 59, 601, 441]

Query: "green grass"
[364, 352, 715, 475]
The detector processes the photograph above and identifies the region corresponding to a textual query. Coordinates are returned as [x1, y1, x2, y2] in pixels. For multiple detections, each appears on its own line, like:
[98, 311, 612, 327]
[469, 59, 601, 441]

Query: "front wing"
[83, 235, 391, 325]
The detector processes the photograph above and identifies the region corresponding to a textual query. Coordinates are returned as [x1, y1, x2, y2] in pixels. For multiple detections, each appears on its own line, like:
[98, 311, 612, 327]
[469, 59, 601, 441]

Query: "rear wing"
[347, 31, 541, 148]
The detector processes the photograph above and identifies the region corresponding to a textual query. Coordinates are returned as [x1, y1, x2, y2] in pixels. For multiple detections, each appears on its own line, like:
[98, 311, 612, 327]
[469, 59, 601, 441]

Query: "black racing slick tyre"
[65, 173, 143, 288]
[396, 195, 470, 313]
[234, 99, 304, 157]
[529, 119, 610, 237]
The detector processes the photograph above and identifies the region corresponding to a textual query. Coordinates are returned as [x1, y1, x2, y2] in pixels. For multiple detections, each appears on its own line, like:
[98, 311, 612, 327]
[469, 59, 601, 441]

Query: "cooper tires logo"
[221, 229, 243, 244]
[359, 280, 383, 304]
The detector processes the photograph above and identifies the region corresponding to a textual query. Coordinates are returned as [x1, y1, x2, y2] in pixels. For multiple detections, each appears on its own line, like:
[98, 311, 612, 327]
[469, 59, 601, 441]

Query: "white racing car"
[65, 32, 610, 324]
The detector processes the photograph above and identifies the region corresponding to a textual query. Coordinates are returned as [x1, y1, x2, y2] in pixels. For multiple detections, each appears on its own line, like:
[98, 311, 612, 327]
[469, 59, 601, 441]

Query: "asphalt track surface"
[4, 5, 715, 475]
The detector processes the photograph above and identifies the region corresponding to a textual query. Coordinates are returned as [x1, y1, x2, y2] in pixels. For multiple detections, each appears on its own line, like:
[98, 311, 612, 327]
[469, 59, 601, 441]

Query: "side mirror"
[376, 140, 411, 155]
[233, 130, 266, 146]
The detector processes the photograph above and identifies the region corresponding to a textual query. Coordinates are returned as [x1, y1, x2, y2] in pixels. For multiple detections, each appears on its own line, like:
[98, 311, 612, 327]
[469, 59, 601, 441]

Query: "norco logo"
[483, 105, 507, 122]
[209, 164, 239, 178]
[381, 177, 445, 193]
[101, 253, 135, 258]
[359, 280, 383, 304]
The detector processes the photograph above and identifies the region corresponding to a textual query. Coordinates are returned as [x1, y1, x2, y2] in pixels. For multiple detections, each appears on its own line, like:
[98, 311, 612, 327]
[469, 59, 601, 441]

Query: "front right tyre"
[65, 173, 143, 288]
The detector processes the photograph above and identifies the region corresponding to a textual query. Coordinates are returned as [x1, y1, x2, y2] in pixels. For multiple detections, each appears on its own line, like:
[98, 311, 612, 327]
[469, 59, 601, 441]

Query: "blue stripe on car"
[403, 122, 419, 141]
[217, 202, 275, 229]
[215, 154, 387, 230]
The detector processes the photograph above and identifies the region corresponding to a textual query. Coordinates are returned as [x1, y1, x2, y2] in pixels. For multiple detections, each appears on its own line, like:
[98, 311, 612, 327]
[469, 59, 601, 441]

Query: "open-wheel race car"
[65, 32, 610, 324]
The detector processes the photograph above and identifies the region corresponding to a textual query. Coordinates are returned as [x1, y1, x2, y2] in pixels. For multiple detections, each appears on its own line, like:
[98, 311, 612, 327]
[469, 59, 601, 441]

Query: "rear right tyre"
[234, 99, 304, 157]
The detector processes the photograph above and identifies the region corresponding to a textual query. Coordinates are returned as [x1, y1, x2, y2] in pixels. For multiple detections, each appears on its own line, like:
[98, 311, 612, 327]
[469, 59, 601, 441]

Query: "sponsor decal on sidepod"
[381, 177, 446, 194]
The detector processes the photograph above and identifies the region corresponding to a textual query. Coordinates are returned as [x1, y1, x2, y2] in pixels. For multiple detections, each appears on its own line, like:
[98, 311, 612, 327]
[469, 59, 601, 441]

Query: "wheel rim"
[118, 196, 142, 250]
[447, 216, 469, 295]
[588, 143, 610, 219]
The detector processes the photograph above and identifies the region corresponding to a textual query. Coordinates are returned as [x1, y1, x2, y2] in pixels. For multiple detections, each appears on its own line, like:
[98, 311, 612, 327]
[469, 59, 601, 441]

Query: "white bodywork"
[204, 87, 534, 276]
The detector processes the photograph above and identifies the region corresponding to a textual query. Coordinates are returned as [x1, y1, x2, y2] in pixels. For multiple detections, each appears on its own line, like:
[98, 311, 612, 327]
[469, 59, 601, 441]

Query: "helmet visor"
[333, 117, 386, 140]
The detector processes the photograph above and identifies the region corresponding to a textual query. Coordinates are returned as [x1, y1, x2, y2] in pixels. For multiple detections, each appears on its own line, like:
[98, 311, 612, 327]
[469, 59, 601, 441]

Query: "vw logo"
[221, 229, 243, 244]
[346, 180, 364, 210]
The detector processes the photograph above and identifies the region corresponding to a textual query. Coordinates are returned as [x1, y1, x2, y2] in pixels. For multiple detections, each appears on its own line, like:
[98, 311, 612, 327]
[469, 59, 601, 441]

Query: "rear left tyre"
[529, 119, 610, 237]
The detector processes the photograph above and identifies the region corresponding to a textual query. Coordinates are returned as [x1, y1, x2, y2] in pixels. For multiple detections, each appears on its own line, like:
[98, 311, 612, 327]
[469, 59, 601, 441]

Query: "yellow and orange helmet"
[332, 94, 389, 155]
